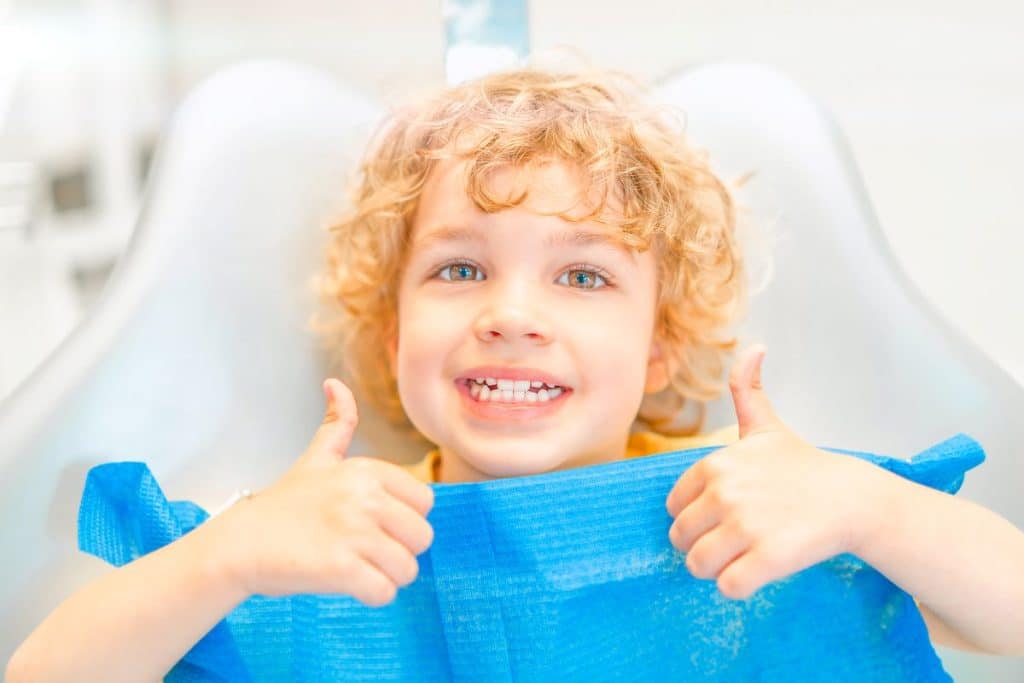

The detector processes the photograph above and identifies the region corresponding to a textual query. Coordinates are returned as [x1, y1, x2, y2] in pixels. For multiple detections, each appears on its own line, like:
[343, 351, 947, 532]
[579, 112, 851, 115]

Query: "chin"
[469, 449, 566, 479]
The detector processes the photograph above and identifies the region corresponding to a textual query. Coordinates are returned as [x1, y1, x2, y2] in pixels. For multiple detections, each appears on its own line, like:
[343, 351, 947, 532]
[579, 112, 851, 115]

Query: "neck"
[435, 432, 632, 484]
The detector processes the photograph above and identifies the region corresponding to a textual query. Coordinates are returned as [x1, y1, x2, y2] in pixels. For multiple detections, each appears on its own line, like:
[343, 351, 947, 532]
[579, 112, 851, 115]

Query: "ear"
[643, 338, 671, 394]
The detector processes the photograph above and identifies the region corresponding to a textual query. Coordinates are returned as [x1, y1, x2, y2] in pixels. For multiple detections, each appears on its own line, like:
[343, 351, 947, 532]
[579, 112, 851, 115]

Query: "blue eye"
[437, 261, 484, 282]
[557, 266, 609, 290]
[433, 260, 611, 289]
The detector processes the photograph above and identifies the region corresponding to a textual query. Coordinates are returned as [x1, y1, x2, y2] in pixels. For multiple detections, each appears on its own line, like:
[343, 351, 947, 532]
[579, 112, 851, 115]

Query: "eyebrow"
[414, 225, 635, 257]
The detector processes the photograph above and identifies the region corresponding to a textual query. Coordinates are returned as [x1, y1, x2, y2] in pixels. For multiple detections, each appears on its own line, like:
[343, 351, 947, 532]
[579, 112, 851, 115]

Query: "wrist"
[843, 458, 905, 559]
[187, 503, 255, 606]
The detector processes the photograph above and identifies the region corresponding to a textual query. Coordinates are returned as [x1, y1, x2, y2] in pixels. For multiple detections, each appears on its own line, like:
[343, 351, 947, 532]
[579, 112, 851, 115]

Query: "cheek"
[581, 305, 654, 392]
[394, 299, 461, 399]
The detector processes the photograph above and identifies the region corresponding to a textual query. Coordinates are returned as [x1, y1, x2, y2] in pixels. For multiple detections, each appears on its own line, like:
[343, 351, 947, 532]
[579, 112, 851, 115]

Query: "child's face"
[387, 158, 670, 483]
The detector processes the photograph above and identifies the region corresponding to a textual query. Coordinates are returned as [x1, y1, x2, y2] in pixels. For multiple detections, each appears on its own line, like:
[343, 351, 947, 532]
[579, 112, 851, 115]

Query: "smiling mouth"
[460, 378, 570, 405]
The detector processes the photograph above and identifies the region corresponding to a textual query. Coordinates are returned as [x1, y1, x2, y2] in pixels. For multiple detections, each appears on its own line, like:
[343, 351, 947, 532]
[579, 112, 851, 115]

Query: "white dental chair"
[1, 60, 1021, 680]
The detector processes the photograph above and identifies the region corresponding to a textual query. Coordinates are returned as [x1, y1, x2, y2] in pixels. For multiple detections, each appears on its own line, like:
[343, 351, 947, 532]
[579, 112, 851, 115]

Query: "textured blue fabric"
[78, 434, 984, 681]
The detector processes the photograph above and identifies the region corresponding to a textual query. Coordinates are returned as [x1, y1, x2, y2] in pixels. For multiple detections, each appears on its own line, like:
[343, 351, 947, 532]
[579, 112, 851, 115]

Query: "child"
[8, 63, 1024, 682]
[314, 64, 747, 485]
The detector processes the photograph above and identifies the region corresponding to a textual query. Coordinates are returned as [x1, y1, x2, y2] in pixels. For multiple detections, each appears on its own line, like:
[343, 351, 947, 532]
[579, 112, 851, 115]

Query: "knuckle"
[345, 470, 386, 498]
[331, 550, 358, 578]
[705, 483, 729, 508]
[339, 413, 359, 432]
[685, 550, 703, 577]
[759, 544, 787, 575]
[718, 573, 748, 599]
[726, 515, 754, 542]
[669, 521, 686, 550]
[359, 487, 387, 515]
[363, 578, 398, 607]
[692, 458, 710, 477]
[399, 556, 420, 586]
[327, 495, 364, 527]
[702, 455, 726, 477]
[414, 523, 435, 554]
[323, 410, 358, 430]
[718, 483, 744, 510]
[345, 457, 376, 475]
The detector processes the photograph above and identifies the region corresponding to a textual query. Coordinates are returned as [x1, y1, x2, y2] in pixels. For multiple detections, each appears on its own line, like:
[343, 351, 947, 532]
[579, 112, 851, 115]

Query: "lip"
[454, 376, 573, 423]
[457, 366, 572, 388]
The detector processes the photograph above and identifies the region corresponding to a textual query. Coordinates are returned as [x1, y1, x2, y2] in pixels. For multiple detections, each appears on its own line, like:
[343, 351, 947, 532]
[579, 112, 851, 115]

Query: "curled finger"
[354, 530, 422, 590]
[338, 553, 399, 608]
[669, 492, 722, 553]
[373, 494, 435, 556]
[684, 523, 750, 581]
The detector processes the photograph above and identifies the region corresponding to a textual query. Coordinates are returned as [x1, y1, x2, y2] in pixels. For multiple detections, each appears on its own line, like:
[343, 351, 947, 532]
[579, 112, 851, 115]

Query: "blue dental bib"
[78, 435, 983, 681]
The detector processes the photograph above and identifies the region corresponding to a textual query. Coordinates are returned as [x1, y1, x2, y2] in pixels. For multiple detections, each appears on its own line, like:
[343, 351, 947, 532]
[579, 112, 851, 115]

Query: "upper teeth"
[470, 378, 562, 390]
[467, 377, 566, 403]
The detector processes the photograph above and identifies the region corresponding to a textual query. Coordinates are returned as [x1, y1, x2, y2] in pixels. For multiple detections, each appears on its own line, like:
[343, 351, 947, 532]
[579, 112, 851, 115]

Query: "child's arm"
[6, 379, 435, 682]
[5, 512, 247, 682]
[849, 472, 1024, 656]
[666, 345, 1024, 656]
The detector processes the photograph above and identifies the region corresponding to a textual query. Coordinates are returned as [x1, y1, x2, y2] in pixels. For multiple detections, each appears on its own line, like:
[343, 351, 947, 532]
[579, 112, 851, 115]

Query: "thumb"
[309, 378, 359, 462]
[728, 344, 782, 439]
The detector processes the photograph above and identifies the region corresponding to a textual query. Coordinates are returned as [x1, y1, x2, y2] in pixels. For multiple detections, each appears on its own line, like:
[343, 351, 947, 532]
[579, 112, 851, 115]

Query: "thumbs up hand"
[206, 378, 435, 606]
[664, 345, 885, 600]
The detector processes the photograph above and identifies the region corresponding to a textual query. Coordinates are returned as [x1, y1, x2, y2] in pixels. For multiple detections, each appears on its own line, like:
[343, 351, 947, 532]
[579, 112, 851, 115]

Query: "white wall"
[529, 1, 1024, 386]
[172, 0, 1024, 385]
[2, 0, 1022, 392]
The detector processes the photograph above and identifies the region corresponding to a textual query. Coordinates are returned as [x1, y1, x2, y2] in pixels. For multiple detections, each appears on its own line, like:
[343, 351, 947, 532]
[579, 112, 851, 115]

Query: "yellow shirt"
[401, 424, 740, 484]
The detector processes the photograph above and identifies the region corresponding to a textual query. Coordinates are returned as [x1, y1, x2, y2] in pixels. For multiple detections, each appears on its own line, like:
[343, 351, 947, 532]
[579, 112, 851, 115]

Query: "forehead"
[412, 157, 631, 250]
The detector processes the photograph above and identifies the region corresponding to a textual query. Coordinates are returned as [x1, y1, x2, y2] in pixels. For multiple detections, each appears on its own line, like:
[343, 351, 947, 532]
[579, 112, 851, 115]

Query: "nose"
[472, 287, 553, 345]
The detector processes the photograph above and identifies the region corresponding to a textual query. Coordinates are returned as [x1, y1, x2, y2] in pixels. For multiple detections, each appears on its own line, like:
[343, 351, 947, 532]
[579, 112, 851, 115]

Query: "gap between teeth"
[467, 380, 564, 403]
[468, 378, 563, 389]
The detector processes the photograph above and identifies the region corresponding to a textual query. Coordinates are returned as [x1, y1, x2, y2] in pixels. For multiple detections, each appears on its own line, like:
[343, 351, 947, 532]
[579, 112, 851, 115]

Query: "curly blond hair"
[311, 63, 748, 440]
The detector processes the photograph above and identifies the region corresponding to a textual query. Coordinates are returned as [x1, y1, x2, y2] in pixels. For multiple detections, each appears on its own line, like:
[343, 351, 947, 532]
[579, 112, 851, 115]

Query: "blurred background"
[1, 2, 1023, 679]
[0, 0, 1022, 401]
